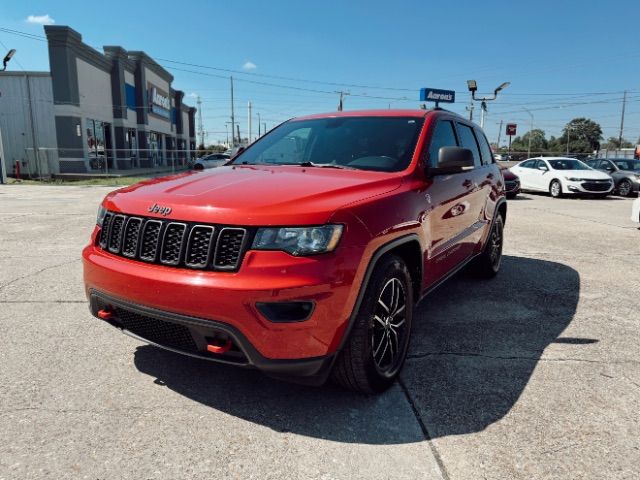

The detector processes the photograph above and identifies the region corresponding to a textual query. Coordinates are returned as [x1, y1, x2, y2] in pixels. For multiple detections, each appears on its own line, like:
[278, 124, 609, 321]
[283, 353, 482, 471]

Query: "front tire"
[549, 180, 563, 198]
[332, 255, 413, 394]
[617, 179, 632, 197]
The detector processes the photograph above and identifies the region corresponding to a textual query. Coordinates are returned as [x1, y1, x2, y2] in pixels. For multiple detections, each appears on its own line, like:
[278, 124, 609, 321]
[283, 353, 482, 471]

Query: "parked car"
[83, 109, 506, 393]
[500, 165, 520, 199]
[192, 153, 230, 170]
[585, 158, 640, 197]
[631, 194, 640, 224]
[510, 157, 613, 198]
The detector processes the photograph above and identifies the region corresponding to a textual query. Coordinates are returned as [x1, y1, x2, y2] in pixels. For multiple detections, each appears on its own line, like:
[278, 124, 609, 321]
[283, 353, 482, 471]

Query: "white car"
[631, 194, 640, 224]
[192, 153, 230, 170]
[510, 157, 614, 198]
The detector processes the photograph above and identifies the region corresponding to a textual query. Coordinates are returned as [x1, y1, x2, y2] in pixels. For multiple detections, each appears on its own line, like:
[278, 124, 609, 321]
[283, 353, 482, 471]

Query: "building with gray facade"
[0, 25, 196, 177]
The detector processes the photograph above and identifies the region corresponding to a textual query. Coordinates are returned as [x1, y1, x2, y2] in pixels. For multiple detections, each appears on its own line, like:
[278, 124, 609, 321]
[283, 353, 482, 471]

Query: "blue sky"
[1, 0, 640, 146]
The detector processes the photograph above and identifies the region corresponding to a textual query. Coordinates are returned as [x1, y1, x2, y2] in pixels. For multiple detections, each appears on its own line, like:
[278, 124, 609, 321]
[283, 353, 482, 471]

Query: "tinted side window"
[520, 160, 535, 169]
[586, 160, 597, 168]
[536, 160, 548, 170]
[474, 127, 494, 165]
[428, 121, 458, 166]
[456, 123, 482, 167]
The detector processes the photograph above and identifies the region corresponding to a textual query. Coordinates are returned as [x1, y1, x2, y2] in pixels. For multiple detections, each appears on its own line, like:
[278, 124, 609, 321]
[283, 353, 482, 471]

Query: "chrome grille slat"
[97, 211, 248, 272]
[122, 217, 143, 258]
[214, 228, 247, 270]
[160, 223, 187, 265]
[108, 215, 126, 253]
[185, 225, 215, 269]
[139, 220, 163, 262]
[99, 213, 113, 248]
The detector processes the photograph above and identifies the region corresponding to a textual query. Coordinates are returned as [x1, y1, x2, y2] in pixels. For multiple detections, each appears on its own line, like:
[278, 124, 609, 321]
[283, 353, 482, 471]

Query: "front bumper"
[83, 228, 365, 364]
[504, 179, 520, 195]
[89, 289, 336, 384]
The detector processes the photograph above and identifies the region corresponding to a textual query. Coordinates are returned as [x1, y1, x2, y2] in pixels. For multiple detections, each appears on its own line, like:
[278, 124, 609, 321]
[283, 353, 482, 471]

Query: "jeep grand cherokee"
[83, 109, 506, 393]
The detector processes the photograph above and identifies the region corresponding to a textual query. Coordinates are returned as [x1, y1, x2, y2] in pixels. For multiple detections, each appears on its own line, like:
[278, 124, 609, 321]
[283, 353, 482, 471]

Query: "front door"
[422, 119, 478, 287]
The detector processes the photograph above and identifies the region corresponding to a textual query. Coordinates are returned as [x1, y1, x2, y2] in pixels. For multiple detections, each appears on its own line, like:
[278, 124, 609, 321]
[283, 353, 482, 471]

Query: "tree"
[555, 118, 602, 154]
[603, 137, 633, 149]
[511, 129, 548, 153]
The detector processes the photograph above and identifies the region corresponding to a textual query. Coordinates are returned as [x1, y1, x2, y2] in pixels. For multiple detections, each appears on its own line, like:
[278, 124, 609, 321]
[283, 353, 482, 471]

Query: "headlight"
[565, 177, 584, 182]
[252, 225, 343, 256]
[96, 205, 107, 226]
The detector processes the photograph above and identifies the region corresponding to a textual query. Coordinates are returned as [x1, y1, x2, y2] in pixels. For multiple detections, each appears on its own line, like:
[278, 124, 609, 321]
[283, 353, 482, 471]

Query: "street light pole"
[466, 80, 510, 129]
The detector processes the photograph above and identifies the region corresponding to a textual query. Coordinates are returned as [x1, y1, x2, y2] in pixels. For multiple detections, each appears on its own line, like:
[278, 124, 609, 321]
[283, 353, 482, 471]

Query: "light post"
[467, 80, 510, 128]
[566, 125, 575, 156]
[523, 107, 534, 158]
[1, 49, 16, 71]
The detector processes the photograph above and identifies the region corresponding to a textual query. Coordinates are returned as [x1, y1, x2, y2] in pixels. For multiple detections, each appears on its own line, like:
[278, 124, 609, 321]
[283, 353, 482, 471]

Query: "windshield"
[231, 116, 424, 172]
[548, 159, 591, 170]
[612, 159, 640, 171]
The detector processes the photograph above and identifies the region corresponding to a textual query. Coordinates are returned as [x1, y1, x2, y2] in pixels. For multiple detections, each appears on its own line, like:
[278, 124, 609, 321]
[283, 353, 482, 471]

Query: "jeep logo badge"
[148, 203, 172, 216]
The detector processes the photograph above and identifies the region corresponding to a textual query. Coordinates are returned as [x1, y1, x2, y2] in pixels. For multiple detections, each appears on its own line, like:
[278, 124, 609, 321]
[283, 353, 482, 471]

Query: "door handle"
[462, 179, 473, 189]
[486, 173, 494, 179]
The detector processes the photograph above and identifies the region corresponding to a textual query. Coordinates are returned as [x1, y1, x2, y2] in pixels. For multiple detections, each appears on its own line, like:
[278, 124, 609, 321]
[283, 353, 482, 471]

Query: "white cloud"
[26, 14, 55, 25]
[242, 61, 257, 71]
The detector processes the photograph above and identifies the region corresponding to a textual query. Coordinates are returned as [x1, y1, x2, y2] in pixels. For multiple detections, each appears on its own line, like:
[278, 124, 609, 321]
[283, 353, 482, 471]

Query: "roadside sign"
[506, 123, 517, 136]
[419, 88, 455, 104]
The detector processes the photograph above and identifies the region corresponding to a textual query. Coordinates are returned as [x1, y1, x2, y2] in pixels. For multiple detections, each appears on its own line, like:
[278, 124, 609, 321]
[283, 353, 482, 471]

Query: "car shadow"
[133, 255, 580, 444]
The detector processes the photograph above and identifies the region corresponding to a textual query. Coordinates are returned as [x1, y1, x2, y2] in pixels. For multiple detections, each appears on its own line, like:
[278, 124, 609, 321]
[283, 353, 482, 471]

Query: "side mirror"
[428, 147, 475, 176]
[538, 165, 548, 171]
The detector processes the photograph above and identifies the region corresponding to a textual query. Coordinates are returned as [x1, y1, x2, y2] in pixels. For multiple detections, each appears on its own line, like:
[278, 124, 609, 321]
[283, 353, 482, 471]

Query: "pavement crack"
[0, 258, 80, 291]
[397, 378, 450, 480]
[406, 351, 640, 366]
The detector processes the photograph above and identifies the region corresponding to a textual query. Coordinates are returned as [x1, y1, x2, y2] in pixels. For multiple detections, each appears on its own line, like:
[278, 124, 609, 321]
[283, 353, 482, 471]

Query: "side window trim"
[454, 121, 483, 167]
[425, 119, 459, 167]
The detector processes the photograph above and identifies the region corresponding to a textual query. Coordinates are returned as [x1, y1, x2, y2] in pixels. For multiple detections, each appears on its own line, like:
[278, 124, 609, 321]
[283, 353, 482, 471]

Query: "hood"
[103, 165, 403, 225]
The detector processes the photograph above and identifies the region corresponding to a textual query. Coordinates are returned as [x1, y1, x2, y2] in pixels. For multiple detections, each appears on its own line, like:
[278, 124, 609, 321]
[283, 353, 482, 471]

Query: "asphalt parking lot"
[1, 185, 639, 480]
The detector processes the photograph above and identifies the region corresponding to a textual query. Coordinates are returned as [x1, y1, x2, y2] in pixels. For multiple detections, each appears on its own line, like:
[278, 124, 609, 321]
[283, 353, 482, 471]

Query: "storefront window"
[149, 132, 164, 167]
[126, 129, 138, 167]
[86, 119, 105, 171]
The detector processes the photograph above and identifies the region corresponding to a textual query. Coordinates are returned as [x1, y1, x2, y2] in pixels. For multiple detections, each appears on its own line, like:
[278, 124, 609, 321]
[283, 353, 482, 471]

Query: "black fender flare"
[336, 234, 422, 351]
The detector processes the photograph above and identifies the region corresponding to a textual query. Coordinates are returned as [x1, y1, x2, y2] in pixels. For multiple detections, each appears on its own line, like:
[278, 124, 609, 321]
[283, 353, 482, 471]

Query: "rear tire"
[470, 214, 504, 279]
[617, 179, 632, 197]
[549, 180, 563, 198]
[332, 255, 413, 394]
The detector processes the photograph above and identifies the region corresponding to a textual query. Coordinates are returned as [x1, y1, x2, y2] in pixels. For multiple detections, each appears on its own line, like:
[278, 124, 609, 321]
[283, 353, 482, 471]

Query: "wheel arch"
[337, 234, 422, 351]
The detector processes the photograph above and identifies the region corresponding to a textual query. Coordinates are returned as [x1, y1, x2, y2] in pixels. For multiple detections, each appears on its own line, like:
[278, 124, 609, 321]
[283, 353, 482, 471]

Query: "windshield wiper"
[296, 161, 355, 170]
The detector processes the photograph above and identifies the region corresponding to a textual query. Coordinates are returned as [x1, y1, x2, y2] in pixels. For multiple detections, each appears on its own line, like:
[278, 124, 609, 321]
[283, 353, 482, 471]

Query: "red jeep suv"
[83, 109, 506, 393]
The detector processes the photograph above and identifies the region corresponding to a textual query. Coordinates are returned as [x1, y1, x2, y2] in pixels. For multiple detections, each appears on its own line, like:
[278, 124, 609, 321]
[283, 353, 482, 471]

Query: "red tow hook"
[207, 340, 232, 355]
[97, 309, 114, 320]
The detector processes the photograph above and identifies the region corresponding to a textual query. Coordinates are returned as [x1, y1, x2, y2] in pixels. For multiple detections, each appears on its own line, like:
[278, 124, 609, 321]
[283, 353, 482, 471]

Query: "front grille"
[114, 307, 198, 352]
[97, 211, 250, 272]
[582, 181, 611, 192]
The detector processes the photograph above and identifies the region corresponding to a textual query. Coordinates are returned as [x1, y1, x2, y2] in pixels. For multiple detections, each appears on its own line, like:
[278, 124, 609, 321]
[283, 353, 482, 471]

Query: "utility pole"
[230, 76, 236, 147]
[466, 99, 475, 121]
[496, 120, 503, 150]
[523, 107, 534, 158]
[336, 91, 350, 111]
[197, 96, 205, 149]
[236, 125, 240, 146]
[257, 113, 261, 137]
[618, 90, 627, 147]
[248, 101, 252, 143]
[566, 126, 572, 155]
[225, 123, 229, 147]
[263, 123, 267, 135]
